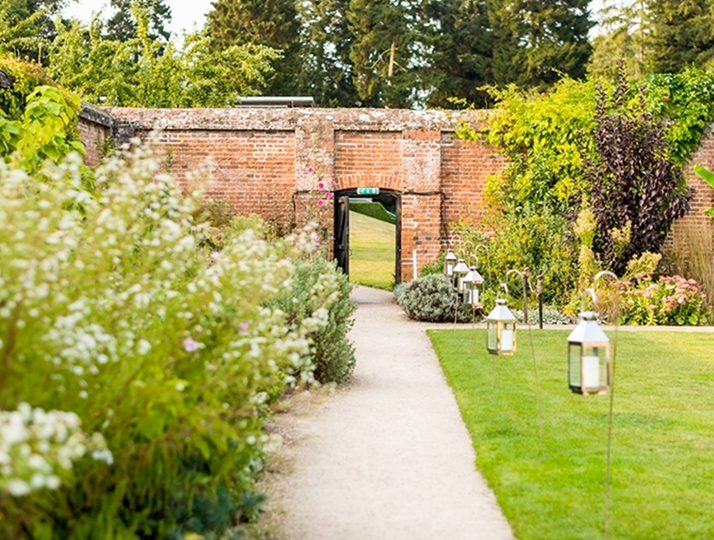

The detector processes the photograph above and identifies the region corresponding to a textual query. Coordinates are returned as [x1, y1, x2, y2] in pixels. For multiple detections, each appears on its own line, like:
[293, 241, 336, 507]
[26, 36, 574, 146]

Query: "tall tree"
[490, 0, 594, 88]
[104, 0, 172, 42]
[347, 0, 429, 107]
[424, 0, 493, 108]
[206, 0, 301, 97]
[646, 0, 714, 73]
[294, 0, 359, 106]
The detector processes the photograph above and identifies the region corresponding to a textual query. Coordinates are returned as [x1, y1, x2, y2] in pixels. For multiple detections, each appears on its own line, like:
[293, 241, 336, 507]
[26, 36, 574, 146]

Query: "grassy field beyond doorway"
[429, 328, 714, 540]
[349, 210, 395, 290]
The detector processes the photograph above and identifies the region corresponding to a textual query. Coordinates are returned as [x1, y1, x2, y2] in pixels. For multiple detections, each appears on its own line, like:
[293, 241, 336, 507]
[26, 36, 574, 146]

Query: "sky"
[62, 0, 216, 39]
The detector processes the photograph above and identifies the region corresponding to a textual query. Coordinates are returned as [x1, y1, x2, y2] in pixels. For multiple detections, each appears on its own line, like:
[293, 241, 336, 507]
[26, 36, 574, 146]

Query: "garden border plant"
[0, 121, 357, 538]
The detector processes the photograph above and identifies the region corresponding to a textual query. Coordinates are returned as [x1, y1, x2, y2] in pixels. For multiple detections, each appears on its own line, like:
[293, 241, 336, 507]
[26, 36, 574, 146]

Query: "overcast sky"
[62, 0, 216, 39]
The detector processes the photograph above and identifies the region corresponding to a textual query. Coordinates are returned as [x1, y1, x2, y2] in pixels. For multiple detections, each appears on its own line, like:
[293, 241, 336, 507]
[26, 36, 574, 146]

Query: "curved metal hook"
[497, 282, 509, 300]
[594, 270, 619, 285]
[581, 287, 598, 312]
[505, 268, 523, 282]
[475, 243, 489, 257]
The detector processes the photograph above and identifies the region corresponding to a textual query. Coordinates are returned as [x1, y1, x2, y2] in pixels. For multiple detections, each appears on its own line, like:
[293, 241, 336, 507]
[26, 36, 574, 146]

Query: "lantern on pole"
[486, 285, 517, 355]
[567, 289, 610, 395]
[461, 267, 484, 307]
[444, 250, 457, 278]
[452, 259, 469, 292]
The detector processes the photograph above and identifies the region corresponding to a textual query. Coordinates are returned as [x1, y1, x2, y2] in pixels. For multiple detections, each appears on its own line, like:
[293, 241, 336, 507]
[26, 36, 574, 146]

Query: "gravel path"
[275, 285, 515, 540]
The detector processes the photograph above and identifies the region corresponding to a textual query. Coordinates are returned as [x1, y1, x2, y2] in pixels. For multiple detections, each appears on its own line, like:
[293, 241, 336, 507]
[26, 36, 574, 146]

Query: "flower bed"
[0, 146, 354, 538]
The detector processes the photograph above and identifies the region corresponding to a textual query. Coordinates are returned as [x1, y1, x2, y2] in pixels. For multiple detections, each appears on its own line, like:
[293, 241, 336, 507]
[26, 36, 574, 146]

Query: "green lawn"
[428, 328, 714, 540]
[349, 210, 396, 290]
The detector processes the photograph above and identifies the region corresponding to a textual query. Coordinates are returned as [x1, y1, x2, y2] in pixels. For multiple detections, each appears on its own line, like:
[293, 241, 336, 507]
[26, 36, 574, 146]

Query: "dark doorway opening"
[333, 189, 402, 287]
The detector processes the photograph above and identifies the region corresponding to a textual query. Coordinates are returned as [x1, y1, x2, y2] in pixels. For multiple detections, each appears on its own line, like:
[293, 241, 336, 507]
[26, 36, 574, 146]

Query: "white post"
[412, 250, 418, 280]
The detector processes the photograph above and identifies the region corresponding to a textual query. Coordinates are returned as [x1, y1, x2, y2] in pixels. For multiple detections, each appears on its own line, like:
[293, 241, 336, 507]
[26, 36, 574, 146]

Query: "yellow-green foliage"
[483, 78, 598, 212]
[0, 54, 55, 119]
[451, 209, 578, 305]
[47, 15, 279, 108]
[574, 206, 599, 291]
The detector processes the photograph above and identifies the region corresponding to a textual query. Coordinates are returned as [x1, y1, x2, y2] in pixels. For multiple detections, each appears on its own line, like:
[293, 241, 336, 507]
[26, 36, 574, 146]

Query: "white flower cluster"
[0, 403, 112, 497]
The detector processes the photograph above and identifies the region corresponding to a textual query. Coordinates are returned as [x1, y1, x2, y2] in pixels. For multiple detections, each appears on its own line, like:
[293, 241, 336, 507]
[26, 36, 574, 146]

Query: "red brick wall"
[150, 130, 296, 229]
[441, 132, 506, 241]
[667, 133, 714, 255]
[77, 106, 714, 282]
[77, 104, 112, 167]
[334, 131, 404, 192]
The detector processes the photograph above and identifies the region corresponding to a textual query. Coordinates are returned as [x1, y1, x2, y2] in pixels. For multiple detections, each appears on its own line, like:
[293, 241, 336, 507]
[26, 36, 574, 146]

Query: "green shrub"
[0, 146, 335, 539]
[269, 256, 357, 384]
[395, 274, 472, 323]
[452, 208, 578, 306]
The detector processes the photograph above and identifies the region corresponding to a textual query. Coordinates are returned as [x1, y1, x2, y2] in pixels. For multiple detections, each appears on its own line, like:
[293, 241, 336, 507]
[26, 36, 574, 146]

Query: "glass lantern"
[567, 311, 610, 395]
[444, 251, 457, 278]
[462, 267, 484, 307]
[486, 299, 517, 356]
[452, 259, 469, 292]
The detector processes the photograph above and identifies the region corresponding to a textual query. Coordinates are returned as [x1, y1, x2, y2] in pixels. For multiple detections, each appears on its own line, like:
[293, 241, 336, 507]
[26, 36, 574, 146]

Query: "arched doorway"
[334, 188, 402, 287]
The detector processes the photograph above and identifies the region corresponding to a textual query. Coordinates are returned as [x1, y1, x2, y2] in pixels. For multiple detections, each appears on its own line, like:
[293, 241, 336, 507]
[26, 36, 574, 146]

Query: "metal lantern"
[444, 250, 457, 278]
[461, 267, 484, 307]
[452, 259, 470, 292]
[567, 310, 610, 395]
[486, 298, 517, 356]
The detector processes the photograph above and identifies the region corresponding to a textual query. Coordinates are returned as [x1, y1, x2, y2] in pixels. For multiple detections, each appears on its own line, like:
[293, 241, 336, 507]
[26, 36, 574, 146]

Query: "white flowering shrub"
[0, 144, 345, 539]
[0, 403, 111, 497]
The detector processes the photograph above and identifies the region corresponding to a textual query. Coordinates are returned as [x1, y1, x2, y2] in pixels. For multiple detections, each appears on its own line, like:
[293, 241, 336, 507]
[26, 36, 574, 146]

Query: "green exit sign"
[356, 187, 380, 195]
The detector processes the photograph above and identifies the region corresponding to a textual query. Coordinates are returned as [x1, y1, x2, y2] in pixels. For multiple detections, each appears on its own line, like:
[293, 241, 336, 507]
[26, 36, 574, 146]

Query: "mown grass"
[349, 210, 395, 290]
[428, 328, 714, 540]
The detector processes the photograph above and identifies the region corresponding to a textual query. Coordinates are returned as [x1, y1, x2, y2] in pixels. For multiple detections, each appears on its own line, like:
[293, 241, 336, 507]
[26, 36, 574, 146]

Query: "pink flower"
[317, 199, 325, 207]
[183, 337, 200, 352]
[307, 167, 315, 173]
[239, 321, 251, 335]
[324, 192, 333, 200]
[317, 182, 325, 189]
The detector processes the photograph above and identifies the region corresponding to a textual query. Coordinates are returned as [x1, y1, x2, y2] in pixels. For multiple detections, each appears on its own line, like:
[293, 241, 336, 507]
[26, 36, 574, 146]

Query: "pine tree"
[646, 0, 714, 73]
[424, 0, 493, 108]
[0, 0, 67, 62]
[294, 0, 359, 106]
[206, 0, 301, 97]
[347, 0, 429, 107]
[490, 0, 593, 88]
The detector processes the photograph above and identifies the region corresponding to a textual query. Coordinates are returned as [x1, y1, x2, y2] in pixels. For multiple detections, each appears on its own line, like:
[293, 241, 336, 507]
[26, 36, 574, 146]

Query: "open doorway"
[334, 189, 401, 289]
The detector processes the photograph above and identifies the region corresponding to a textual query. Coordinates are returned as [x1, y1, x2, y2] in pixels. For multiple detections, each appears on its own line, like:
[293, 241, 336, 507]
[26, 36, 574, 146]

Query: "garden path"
[273, 285, 515, 540]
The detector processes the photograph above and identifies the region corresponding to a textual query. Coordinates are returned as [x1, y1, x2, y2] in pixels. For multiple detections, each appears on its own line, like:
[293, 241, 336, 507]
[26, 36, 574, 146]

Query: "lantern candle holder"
[461, 266, 484, 307]
[567, 289, 610, 395]
[486, 285, 517, 356]
[452, 258, 470, 292]
[444, 250, 457, 278]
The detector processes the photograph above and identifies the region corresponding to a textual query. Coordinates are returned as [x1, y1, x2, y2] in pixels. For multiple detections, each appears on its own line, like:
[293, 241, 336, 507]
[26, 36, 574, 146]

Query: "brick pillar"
[294, 115, 336, 253]
[401, 131, 442, 280]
